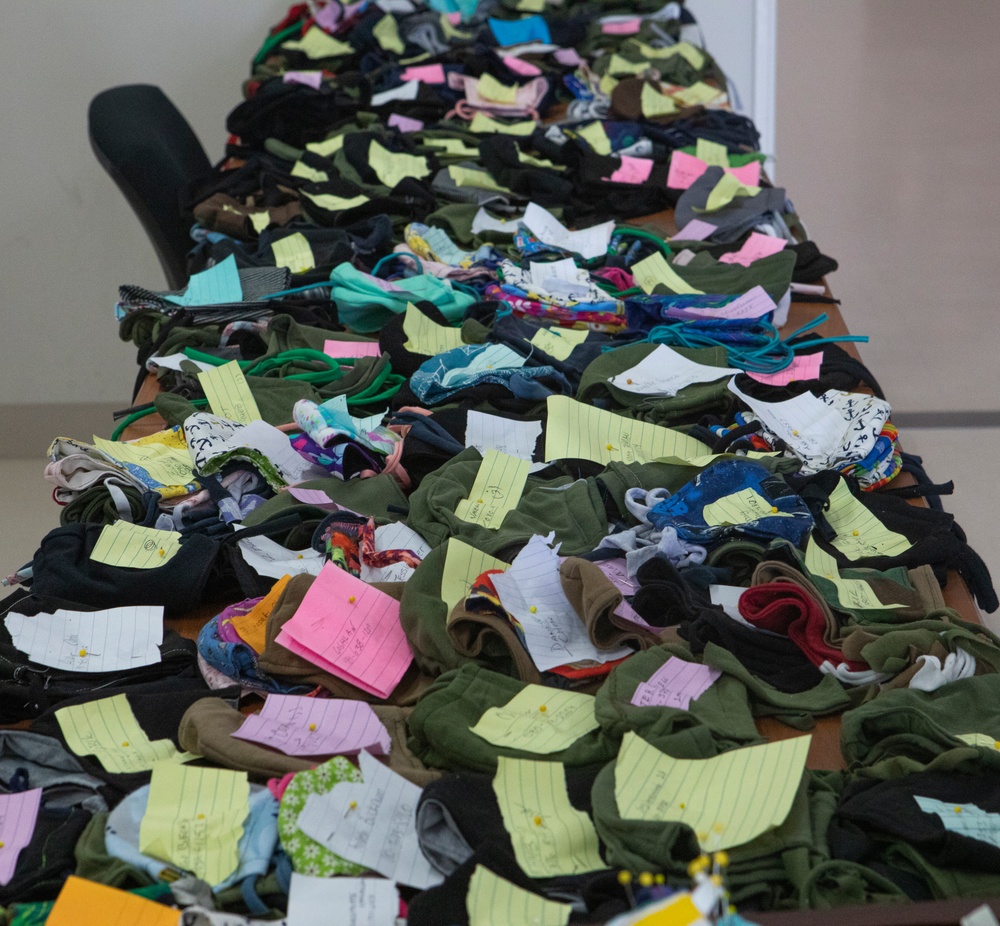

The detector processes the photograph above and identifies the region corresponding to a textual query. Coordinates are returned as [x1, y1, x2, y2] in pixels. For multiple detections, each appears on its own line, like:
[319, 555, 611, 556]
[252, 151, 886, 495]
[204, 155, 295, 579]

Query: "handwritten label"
[323, 339, 382, 360]
[46, 877, 181, 926]
[284, 70, 323, 90]
[702, 488, 794, 527]
[718, 232, 787, 267]
[198, 360, 262, 424]
[631, 251, 704, 295]
[465, 411, 542, 462]
[641, 83, 677, 118]
[609, 344, 736, 396]
[467, 865, 571, 926]
[272, 232, 317, 274]
[576, 121, 611, 155]
[288, 872, 400, 926]
[630, 657, 721, 709]
[368, 139, 430, 188]
[672, 218, 718, 241]
[803, 538, 906, 610]
[455, 450, 531, 529]
[0, 789, 42, 886]
[470, 685, 599, 754]
[402, 301, 464, 355]
[529, 326, 589, 362]
[748, 352, 823, 386]
[441, 540, 509, 617]
[915, 796, 1000, 850]
[401, 63, 445, 83]
[605, 155, 653, 185]
[824, 480, 913, 560]
[522, 203, 614, 261]
[291, 160, 329, 183]
[388, 113, 424, 133]
[695, 138, 729, 168]
[674, 81, 723, 107]
[164, 254, 242, 307]
[93, 435, 194, 488]
[282, 27, 353, 59]
[90, 521, 182, 569]
[469, 112, 536, 135]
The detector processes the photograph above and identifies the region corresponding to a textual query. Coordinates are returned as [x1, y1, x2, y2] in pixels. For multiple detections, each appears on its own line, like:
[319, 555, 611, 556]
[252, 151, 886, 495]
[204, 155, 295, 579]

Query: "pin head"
[121, 741, 129, 748]
[529, 605, 538, 613]
[638, 872, 653, 887]
[348, 595, 356, 603]
[533, 815, 543, 826]
[539, 705, 547, 713]
[309, 723, 317, 731]
[79, 649, 87, 657]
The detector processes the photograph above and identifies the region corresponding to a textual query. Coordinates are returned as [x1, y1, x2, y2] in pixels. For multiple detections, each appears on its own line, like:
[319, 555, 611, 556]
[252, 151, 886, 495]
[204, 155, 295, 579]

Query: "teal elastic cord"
[259, 281, 337, 300]
[372, 251, 424, 277]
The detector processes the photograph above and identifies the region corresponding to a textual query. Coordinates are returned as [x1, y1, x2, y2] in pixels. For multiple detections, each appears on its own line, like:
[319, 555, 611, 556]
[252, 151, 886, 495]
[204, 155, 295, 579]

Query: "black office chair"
[88, 84, 213, 290]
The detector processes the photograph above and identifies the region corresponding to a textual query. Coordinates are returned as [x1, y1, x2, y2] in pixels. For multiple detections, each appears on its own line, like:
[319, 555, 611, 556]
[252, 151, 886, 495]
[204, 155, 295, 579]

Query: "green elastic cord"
[110, 399, 209, 441]
[245, 348, 345, 382]
[612, 226, 673, 258]
[253, 20, 306, 66]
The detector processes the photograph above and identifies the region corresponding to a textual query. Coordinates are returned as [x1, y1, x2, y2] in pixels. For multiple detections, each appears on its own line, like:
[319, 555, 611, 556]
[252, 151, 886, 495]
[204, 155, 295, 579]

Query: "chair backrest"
[88, 84, 212, 290]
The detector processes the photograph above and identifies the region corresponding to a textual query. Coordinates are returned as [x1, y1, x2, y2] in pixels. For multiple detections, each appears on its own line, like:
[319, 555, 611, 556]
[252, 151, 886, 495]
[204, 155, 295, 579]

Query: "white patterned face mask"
[446, 73, 549, 121]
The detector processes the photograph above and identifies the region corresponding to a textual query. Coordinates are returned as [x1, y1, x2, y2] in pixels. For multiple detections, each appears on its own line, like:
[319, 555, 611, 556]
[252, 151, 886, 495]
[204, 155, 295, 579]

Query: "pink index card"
[275, 561, 413, 699]
[504, 55, 542, 77]
[389, 113, 424, 133]
[725, 160, 761, 187]
[315, 3, 341, 30]
[749, 351, 824, 386]
[284, 71, 324, 90]
[0, 788, 42, 886]
[232, 694, 391, 757]
[287, 486, 336, 506]
[605, 155, 653, 185]
[554, 48, 582, 66]
[594, 559, 654, 631]
[672, 218, 718, 241]
[324, 339, 382, 359]
[447, 11, 462, 24]
[666, 150, 709, 190]
[602, 18, 642, 34]
[718, 232, 787, 268]
[401, 64, 445, 84]
[630, 657, 721, 709]
[684, 285, 776, 321]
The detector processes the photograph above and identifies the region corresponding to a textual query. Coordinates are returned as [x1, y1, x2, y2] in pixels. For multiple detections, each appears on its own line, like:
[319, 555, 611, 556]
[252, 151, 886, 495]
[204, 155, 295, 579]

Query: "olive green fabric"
[406, 663, 618, 773]
[594, 644, 763, 755]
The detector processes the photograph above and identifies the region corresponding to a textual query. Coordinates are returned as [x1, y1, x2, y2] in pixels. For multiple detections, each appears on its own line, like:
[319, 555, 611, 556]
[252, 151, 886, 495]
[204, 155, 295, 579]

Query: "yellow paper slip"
[271, 231, 316, 274]
[478, 72, 519, 104]
[469, 112, 536, 135]
[56, 694, 186, 774]
[697, 172, 760, 213]
[632, 892, 703, 926]
[695, 137, 730, 168]
[302, 189, 370, 211]
[470, 686, 598, 754]
[466, 865, 571, 926]
[139, 763, 249, 886]
[228, 574, 293, 654]
[197, 360, 262, 424]
[305, 134, 346, 157]
[290, 160, 329, 183]
[614, 731, 811, 850]
[369, 139, 430, 188]
[702, 489, 793, 527]
[425, 138, 481, 158]
[449, 165, 511, 193]
[607, 55, 651, 76]
[674, 81, 723, 107]
[575, 121, 611, 156]
[130, 426, 187, 450]
[824, 480, 912, 560]
[441, 539, 508, 616]
[90, 521, 183, 570]
[530, 327, 589, 362]
[93, 435, 195, 488]
[249, 211, 270, 234]
[543, 396, 712, 467]
[636, 41, 706, 70]
[283, 27, 353, 59]
[631, 251, 704, 296]
[372, 15, 404, 53]
[455, 450, 531, 529]
[403, 301, 464, 355]
[493, 758, 605, 877]
[803, 538, 906, 610]
[641, 82, 677, 118]
[46, 876, 181, 926]
[956, 733, 1000, 750]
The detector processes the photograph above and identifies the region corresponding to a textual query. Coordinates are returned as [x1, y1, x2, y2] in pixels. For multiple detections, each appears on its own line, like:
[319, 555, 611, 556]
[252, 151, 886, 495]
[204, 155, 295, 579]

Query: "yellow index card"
[674, 81, 723, 107]
[607, 55, 651, 77]
[631, 251, 704, 295]
[803, 537, 906, 610]
[130, 426, 187, 450]
[636, 41, 706, 70]
[469, 112, 536, 135]
[702, 489, 793, 527]
[697, 172, 760, 213]
[271, 231, 316, 274]
[425, 138, 481, 158]
[455, 450, 531, 529]
[305, 134, 346, 158]
[956, 733, 1000, 750]
[403, 301, 464, 355]
[478, 73, 519, 104]
[614, 731, 810, 850]
[228, 574, 292, 654]
[56, 693, 183, 774]
[467, 865, 571, 926]
[515, 0, 546, 11]
[824, 480, 912, 560]
[139, 763, 250, 886]
[543, 396, 712, 467]
[441, 539, 508, 617]
[93, 435, 194, 488]
[530, 327, 589, 362]
[517, 150, 561, 170]
[368, 139, 430, 188]
[632, 892, 703, 926]
[599, 74, 620, 97]
[197, 360, 261, 424]
[249, 211, 271, 234]
[291, 160, 329, 183]
[470, 686, 598, 754]
[283, 27, 353, 59]
[641, 83, 678, 118]
[493, 757, 605, 877]
[449, 165, 511, 193]
[576, 121, 611, 156]
[372, 15, 405, 53]
[302, 189, 370, 211]
[90, 521, 183, 570]
[46, 876, 181, 926]
[695, 137, 729, 168]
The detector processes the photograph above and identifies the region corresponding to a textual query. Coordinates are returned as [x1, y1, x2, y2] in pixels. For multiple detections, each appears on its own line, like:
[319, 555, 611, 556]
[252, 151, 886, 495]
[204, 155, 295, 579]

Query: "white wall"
[0, 2, 278, 408]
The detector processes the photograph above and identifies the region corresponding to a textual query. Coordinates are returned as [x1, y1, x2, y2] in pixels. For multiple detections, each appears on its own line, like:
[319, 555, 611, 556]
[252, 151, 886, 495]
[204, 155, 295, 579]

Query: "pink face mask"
[445, 72, 549, 121]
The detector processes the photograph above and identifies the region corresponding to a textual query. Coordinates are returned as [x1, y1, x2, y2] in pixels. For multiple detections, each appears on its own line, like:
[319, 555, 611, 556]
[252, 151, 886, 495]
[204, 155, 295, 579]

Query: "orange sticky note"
[228, 574, 293, 654]
[46, 876, 179, 926]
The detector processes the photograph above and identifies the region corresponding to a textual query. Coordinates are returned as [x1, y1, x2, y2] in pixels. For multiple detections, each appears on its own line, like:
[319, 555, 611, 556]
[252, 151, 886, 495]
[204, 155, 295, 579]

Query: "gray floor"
[1, 2, 998, 632]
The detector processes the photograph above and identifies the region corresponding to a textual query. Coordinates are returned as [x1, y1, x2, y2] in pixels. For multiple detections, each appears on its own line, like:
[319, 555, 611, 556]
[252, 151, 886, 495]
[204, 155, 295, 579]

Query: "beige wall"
[0, 2, 278, 418]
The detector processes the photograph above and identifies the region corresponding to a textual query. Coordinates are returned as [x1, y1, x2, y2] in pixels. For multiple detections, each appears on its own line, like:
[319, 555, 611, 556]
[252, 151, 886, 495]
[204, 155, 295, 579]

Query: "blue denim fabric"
[647, 459, 813, 546]
[197, 616, 311, 696]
